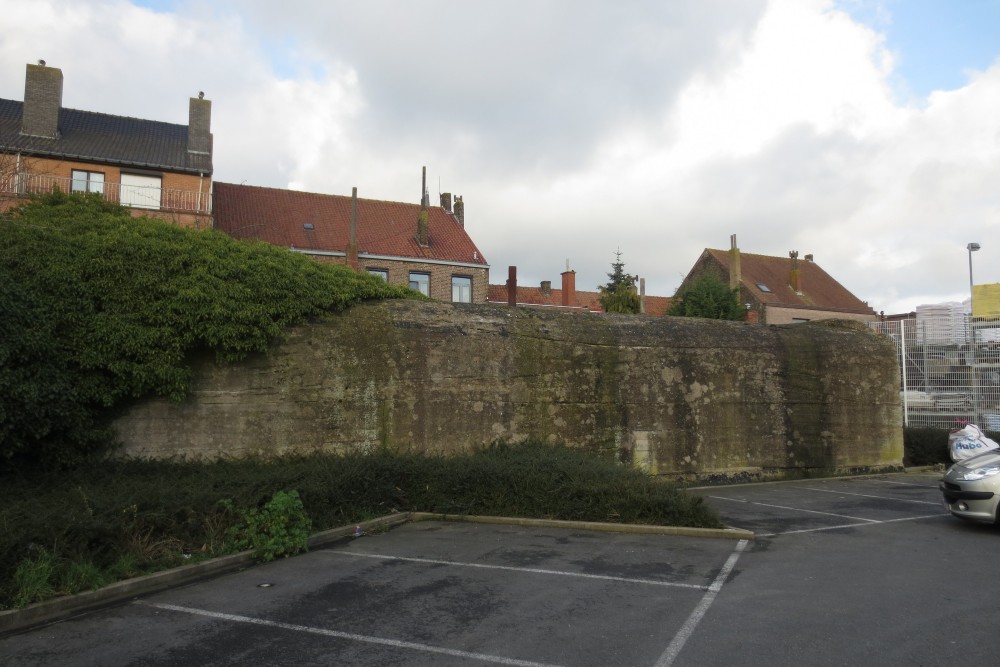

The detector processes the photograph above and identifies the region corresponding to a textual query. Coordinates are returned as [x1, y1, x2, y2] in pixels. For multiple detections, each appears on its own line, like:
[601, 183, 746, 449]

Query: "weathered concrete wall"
[114, 301, 903, 481]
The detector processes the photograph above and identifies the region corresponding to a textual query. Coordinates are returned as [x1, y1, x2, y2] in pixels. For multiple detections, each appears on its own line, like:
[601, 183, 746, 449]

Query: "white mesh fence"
[869, 316, 1000, 430]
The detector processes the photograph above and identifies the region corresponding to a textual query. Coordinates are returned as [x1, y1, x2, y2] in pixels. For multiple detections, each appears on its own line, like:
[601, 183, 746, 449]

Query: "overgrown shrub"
[903, 427, 951, 466]
[0, 192, 417, 470]
[223, 490, 312, 562]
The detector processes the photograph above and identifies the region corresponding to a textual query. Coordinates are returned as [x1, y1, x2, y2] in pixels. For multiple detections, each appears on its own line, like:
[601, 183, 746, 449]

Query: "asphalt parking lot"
[4, 471, 1000, 666]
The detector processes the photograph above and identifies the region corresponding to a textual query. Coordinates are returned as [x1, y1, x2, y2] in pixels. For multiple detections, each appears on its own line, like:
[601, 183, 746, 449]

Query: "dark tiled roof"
[487, 284, 672, 315]
[212, 182, 488, 266]
[0, 98, 212, 174]
[705, 248, 874, 314]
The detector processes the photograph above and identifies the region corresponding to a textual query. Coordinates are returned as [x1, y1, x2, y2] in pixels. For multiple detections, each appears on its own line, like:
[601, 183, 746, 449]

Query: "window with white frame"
[452, 275, 472, 303]
[120, 172, 162, 209]
[409, 272, 430, 296]
[368, 268, 388, 281]
[71, 170, 104, 195]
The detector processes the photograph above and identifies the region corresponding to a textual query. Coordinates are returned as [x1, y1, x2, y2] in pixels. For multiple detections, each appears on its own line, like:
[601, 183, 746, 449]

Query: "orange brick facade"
[0, 155, 212, 228]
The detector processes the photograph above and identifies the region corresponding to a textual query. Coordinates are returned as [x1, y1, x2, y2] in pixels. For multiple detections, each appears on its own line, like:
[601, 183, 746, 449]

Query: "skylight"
[303, 223, 314, 230]
[756, 283, 771, 293]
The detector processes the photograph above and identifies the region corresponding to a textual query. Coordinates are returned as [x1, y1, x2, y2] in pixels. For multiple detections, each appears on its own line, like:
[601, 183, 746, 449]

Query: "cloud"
[3, 0, 1000, 314]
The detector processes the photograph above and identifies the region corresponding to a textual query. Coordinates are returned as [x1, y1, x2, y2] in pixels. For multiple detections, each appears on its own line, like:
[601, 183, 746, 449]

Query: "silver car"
[941, 449, 1000, 524]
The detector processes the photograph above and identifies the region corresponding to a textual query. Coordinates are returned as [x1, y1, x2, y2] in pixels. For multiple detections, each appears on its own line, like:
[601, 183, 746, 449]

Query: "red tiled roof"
[704, 249, 873, 314]
[212, 182, 487, 266]
[487, 285, 672, 315]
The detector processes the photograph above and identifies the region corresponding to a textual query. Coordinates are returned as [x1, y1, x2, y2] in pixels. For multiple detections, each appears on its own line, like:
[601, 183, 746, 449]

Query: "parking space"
[1, 521, 748, 667]
[5, 471, 1000, 666]
[698, 472, 948, 536]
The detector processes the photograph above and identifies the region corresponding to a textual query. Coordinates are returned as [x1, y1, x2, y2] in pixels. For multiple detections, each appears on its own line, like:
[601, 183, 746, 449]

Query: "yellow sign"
[973, 284, 1000, 318]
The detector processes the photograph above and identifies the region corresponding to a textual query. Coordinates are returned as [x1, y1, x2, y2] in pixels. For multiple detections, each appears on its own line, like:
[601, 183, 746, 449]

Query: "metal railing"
[0, 172, 211, 214]
[869, 317, 1000, 429]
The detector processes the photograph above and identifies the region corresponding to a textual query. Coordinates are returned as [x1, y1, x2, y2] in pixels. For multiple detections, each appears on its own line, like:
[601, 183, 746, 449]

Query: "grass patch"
[0, 442, 721, 609]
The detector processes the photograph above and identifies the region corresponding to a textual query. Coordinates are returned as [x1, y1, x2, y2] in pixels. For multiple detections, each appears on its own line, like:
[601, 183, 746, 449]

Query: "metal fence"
[869, 316, 1000, 429]
[0, 172, 211, 214]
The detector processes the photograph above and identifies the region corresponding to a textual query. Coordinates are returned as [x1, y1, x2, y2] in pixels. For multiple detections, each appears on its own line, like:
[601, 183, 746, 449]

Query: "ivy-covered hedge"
[0, 193, 417, 470]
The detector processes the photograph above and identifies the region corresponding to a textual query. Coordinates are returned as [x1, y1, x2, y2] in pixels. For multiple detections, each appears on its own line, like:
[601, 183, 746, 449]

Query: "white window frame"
[452, 275, 472, 303]
[409, 272, 430, 296]
[120, 172, 162, 209]
[71, 169, 104, 195]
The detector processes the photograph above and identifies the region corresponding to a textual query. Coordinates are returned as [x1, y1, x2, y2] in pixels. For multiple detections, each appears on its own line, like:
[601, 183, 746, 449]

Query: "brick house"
[212, 181, 490, 303]
[488, 266, 672, 315]
[0, 61, 213, 228]
[677, 235, 876, 324]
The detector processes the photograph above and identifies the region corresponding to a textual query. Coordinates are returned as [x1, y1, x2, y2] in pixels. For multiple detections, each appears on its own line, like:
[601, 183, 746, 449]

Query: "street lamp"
[968, 242, 981, 307]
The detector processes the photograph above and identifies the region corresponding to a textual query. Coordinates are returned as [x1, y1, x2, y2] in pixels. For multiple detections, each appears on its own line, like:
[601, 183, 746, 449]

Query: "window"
[71, 170, 104, 195]
[120, 173, 162, 209]
[368, 268, 388, 281]
[755, 283, 772, 293]
[452, 276, 472, 303]
[409, 272, 430, 296]
[791, 318, 810, 324]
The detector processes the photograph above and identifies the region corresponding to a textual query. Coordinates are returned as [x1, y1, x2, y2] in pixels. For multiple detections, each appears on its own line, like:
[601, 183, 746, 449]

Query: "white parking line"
[136, 601, 567, 667]
[707, 496, 879, 523]
[800, 486, 942, 505]
[757, 513, 947, 537]
[323, 550, 709, 590]
[869, 479, 941, 488]
[654, 539, 749, 667]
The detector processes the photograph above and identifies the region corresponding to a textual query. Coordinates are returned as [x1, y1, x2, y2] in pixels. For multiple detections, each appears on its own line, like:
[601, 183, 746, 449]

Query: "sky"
[3, 0, 1000, 314]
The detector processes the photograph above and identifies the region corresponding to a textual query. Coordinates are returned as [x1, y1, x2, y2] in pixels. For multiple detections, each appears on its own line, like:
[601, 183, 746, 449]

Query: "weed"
[60, 561, 108, 595]
[12, 548, 57, 608]
[224, 490, 312, 562]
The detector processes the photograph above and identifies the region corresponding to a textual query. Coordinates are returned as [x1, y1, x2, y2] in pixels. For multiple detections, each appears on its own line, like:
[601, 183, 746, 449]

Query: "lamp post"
[968, 242, 981, 312]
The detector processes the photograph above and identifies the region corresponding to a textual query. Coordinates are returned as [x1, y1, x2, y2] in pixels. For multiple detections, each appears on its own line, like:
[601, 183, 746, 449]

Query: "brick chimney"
[440, 192, 452, 213]
[729, 234, 741, 290]
[346, 186, 359, 269]
[789, 250, 801, 293]
[453, 196, 464, 228]
[561, 263, 576, 307]
[540, 280, 551, 297]
[187, 92, 212, 155]
[416, 209, 429, 246]
[507, 266, 517, 306]
[21, 61, 63, 139]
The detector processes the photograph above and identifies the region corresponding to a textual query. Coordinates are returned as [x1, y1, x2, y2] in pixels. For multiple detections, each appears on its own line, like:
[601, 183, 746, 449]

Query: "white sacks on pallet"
[949, 424, 1000, 462]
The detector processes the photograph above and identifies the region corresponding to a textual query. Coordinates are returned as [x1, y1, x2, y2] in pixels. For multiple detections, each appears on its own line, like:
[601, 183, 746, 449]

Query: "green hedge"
[0, 193, 416, 470]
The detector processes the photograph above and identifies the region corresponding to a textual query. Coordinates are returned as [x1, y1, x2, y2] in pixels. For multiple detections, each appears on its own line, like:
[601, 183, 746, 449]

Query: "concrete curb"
[409, 512, 754, 540]
[0, 512, 747, 637]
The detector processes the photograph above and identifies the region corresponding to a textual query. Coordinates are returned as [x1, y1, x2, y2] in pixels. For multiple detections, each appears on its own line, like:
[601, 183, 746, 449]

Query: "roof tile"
[212, 182, 488, 266]
[705, 248, 873, 313]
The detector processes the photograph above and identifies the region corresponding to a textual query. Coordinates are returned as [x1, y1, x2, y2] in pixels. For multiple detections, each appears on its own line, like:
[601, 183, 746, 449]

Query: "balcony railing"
[0, 172, 212, 214]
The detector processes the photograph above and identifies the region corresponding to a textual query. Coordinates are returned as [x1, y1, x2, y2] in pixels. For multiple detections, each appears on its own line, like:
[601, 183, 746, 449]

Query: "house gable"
[677, 244, 875, 323]
[212, 182, 490, 303]
[1, 62, 213, 227]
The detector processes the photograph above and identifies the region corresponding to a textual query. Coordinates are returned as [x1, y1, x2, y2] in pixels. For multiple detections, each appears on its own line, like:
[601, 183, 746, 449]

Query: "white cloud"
[3, 0, 1000, 315]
